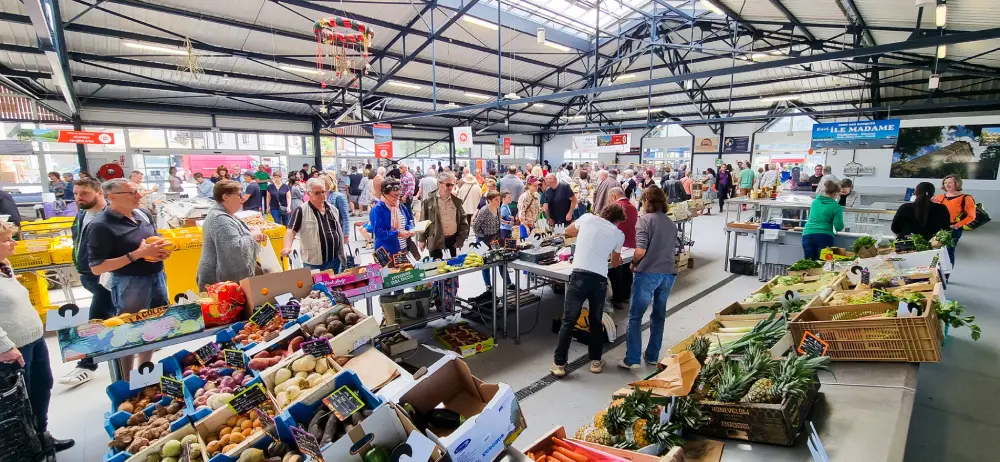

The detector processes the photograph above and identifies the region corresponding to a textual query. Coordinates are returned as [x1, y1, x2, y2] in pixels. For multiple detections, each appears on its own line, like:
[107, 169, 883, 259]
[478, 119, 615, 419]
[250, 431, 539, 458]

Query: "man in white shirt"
[550, 204, 626, 377]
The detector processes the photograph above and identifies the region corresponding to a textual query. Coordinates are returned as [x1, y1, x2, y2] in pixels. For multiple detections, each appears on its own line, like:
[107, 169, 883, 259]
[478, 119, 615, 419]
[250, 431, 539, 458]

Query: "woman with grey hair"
[197, 180, 265, 289]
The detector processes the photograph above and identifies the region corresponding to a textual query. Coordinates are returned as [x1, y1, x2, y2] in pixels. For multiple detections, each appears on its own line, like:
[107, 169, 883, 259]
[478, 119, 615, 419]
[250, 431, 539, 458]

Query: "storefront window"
[128, 128, 167, 148]
[237, 133, 258, 150]
[214, 132, 237, 149]
[43, 154, 80, 178]
[304, 136, 315, 156]
[0, 155, 42, 186]
[259, 134, 286, 151]
[83, 127, 126, 152]
[320, 136, 337, 156]
[288, 136, 304, 156]
[355, 138, 375, 157]
[166, 130, 193, 149]
[190, 131, 213, 149]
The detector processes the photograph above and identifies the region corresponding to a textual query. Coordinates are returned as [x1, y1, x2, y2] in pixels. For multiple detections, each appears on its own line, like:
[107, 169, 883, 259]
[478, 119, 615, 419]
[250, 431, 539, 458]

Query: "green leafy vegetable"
[934, 300, 981, 341]
[934, 230, 955, 248]
[852, 235, 878, 253]
[788, 259, 823, 271]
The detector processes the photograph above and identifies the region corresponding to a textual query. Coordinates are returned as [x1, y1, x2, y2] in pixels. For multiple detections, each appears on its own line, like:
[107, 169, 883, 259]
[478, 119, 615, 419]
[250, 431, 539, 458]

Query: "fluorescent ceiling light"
[936, 3, 947, 28]
[122, 40, 189, 56]
[462, 16, 498, 31]
[543, 41, 571, 52]
[614, 73, 636, 81]
[503, 92, 521, 100]
[566, 114, 585, 120]
[615, 109, 626, 116]
[443, 101, 459, 108]
[533, 103, 546, 108]
[279, 65, 320, 75]
[760, 95, 800, 102]
[701, 0, 725, 16]
[937, 45, 947, 59]
[636, 108, 665, 114]
[464, 92, 491, 99]
[388, 81, 421, 90]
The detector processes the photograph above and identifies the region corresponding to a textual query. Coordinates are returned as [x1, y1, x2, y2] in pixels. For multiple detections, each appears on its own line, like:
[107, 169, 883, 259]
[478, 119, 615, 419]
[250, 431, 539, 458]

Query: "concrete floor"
[38, 210, 998, 461]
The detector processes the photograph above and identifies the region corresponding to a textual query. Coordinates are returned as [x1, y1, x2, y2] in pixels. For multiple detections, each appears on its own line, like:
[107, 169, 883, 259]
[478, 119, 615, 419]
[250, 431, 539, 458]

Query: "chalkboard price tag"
[796, 331, 829, 357]
[860, 268, 871, 286]
[374, 247, 392, 267]
[228, 383, 271, 415]
[504, 238, 518, 250]
[280, 303, 301, 320]
[250, 303, 279, 327]
[392, 252, 410, 268]
[322, 385, 365, 421]
[291, 426, 325, 461]
[223, 349, 247, 370]
[301, 338, 333, 358]
[159, 376, 185, 400]
[256, 407, 280, 441]
[195, 342, 221, 365]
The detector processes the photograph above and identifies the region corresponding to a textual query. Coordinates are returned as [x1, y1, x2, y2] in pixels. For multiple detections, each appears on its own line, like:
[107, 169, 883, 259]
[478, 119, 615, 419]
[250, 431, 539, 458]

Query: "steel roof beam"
[22, 0, 79, 115]
[765, 0, 817, 44]
[835, 0, 876, 47]
[328, 25, 1000, 128]
[436, 0, 591, 50]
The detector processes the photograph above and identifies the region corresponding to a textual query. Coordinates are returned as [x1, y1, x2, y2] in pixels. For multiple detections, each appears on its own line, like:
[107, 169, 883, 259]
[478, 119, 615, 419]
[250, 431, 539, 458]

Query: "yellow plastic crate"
[49, 237, 74, 264]
[10, 239, 53, 269]
[16, 272, 50, 309]
[263, 225, 286, 239]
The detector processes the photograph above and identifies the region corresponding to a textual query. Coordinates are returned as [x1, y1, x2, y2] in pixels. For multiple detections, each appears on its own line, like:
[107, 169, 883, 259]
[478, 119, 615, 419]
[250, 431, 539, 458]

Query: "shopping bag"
[257, 239, 282, 273]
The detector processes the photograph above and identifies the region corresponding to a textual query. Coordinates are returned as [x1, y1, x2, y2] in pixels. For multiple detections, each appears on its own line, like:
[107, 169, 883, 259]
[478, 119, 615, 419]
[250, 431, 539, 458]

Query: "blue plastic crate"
[103, 394, 189, 439]
[103, 421, 198, 462]
[105, 353, 183, 416]
[274, 370, 384, 453]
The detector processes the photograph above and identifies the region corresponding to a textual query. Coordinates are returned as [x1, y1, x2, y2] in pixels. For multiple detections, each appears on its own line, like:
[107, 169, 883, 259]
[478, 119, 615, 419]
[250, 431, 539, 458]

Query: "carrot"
[533, 452, 545, 462]
[550, 438, 573, 450]
[553, 447, 588, 462]
[549, 453, 575, 462]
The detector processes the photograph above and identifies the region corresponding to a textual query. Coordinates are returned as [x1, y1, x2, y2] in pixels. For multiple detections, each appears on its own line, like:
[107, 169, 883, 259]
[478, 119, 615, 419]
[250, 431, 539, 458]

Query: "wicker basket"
[789, 300, 941, 362]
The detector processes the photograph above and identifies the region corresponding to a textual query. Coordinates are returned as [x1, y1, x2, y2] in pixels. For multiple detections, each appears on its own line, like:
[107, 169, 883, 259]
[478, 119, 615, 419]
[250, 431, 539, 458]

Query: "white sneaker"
[57, 367, 94, 386]
[617, 359, 640, 370]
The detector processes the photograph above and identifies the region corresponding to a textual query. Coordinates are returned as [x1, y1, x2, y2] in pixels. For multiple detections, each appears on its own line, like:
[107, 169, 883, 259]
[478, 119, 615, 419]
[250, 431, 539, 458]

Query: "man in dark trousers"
[0, 189, 21, 228]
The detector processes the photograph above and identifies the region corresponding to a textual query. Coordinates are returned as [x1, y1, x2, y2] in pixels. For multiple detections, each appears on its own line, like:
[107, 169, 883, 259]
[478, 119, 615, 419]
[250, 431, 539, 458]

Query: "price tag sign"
[228, 383, 271, 415]
[274, 293, 294, 306]
[195, 342, 221, 365]
[322, 385, 365, 421]
[847, 265, 863, 285]
[301, 338, 333, 357]
[291, 426, 325, 461]
[280, 303, 301, 320]
[390, 432, 437, 462]
[392, 252, 410, 268]
[860, 268, 871, 286]
[796, 331, 829, 357]
[45, 303, 92, 331]
[160, 376, 185, 400]
[782, 290, 801, 310]
[374, 247, 392, 267]
[329, 290, 350, 304]
[129, 361, 163, 390]
[223, 349, 247, 370]
[504, 238, 518, 250]
[249, 303, 279, 327]
[256, 407, 280, 441]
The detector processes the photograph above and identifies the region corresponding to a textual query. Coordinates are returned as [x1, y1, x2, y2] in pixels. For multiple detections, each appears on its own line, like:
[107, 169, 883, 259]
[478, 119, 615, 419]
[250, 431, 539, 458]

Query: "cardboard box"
[523, 426, 680, 462]
[434, 323, 495, 358]
[393, 356, 526, 462]
[57, 303, 205, 362]
[192, 403, 271, 459]
[275, 370, 384, 453]
[786, 267, 824, 277]
[104, 422, 210, 462]
[321, 402, 446, 462]
[300, 301, 380, 357]
[239, 268, 314, 313]
[694, 382, 820, 446]
[379, 331, 420, 357]
[380, 289, 433, 326]
[714, 300, 814, 322]
[259, 351, 343, 411]
[314, 263, 384, 298]
[381, 268, 426, 288]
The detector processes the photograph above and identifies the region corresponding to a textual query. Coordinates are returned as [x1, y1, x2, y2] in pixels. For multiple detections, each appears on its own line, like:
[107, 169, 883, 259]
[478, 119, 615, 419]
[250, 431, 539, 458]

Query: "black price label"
[392, 252, 410, 268]
[374, 247, 392, 267]
[504, 238, 517, 250]
[280, 303, 301, 320]
[223, 349, 247, 370]
[250, 303, 279, 327]
[328, 289, 349, 305]
[796, 331, 829, 357]
[159, 376, 185, 400]
[894, 239, 916, 252]
[860, 268, 871, 286]
[256, 407, 280, 441]
[301, 338, 333, 358]
[291, 426, 325, 461]
[228, 383, 271, 415]
[322, 385, 365, 421]
[194, 342, 221, 365]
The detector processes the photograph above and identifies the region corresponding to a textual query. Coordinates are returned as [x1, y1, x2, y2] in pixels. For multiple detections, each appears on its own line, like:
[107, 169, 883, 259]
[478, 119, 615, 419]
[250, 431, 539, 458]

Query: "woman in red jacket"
[931, 174, 976, 266]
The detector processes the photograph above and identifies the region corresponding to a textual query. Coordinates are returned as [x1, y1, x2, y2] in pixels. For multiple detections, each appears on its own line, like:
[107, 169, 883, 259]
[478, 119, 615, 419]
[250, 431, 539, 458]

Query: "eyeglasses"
[309, 190, 326, 195]
[111, 190, 139, 196]
[441, 183, 456, 188]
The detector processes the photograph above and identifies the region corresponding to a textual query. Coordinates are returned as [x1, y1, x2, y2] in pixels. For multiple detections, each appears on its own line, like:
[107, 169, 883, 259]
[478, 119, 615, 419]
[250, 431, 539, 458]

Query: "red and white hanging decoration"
[313, 16, 375, 88]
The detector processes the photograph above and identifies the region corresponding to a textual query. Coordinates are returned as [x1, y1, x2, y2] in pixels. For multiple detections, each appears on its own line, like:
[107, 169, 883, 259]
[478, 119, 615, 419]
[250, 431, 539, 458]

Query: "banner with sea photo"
[890, 125, 1000, 180]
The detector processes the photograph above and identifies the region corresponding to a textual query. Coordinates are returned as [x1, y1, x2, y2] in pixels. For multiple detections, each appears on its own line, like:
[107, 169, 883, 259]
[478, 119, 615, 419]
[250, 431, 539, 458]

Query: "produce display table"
[92, 325, 230, 382]
[720, 362, 917, 462]
[758, 230, 870, 281]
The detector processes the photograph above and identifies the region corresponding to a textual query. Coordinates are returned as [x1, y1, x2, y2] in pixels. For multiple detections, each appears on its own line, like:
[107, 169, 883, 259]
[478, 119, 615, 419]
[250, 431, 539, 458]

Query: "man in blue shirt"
[241, 172, 263, 211]
[194, 172, 213, 199]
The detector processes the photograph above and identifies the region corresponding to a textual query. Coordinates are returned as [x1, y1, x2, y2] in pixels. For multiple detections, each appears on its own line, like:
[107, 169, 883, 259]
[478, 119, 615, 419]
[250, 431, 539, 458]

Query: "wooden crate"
[789, 299, 941, 362]
[694, 381, 820, 446]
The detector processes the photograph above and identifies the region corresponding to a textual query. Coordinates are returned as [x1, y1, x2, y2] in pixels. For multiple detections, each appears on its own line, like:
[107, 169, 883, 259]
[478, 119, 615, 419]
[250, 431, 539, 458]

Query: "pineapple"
[631, 419, 650, 447]
[693, 354, 725, 398]
[738, 341, 775, 381]
[741, 378, 776, 403]
[686, 336, 711, 365]
[593, 409, 608, 429]
[713, 360, 756, 403]
[576, 426, 614, 446]
[603, 404, 634, 437]
[768, 355, 832, 403]
[673, 397, 711, 430]
[624, 389, 656, 421]
[646, 421, 686, 450]
[612, 433, 639, 450]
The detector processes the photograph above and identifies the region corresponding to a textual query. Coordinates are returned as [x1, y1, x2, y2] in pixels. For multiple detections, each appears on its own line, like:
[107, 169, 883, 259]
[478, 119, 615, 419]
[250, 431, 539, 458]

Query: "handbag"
[961, 195, 991, 230]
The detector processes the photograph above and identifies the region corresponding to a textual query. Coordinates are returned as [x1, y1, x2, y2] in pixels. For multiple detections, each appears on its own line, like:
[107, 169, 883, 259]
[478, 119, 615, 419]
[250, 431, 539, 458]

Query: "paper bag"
[629, 351, 701, 397]
[257, 238, 282, 274]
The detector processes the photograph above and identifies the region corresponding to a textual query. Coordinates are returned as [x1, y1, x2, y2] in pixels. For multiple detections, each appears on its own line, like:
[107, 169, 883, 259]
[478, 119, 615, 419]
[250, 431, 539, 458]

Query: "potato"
[230, 432, 246, 444]
[313, 326, 328, 337]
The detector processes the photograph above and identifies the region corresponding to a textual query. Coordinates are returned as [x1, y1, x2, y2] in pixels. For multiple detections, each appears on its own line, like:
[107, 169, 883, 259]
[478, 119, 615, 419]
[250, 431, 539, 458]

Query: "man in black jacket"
[56, 178, 112, 387]
[0, 189, 21, 227]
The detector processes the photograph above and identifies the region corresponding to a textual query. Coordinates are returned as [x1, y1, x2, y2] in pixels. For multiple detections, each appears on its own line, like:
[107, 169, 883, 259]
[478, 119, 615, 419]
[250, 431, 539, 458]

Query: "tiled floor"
[39, 211, 998, 461]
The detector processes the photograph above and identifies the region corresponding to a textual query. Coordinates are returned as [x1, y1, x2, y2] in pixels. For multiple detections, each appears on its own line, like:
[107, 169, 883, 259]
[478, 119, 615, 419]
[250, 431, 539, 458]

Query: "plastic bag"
[202, 281, 245, 326]
[257, 239, 282, 274]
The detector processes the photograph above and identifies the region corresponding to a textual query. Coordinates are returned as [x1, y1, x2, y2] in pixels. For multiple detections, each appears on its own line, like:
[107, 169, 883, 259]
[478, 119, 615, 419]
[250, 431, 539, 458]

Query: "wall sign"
[18, 129, 116, 144]
[843, 165, 875, 176]
[453, 126, 473, 149]
[373, 123, 393, 159]
[810, 119, 900, 150]
[572, 133, 629, 153]
[722, 136, 750, 153]
[693, 136, 720, 153]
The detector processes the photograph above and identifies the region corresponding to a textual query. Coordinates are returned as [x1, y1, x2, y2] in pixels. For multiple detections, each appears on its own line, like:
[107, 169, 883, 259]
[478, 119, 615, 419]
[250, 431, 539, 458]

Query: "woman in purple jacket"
[715, 164, 733, 213]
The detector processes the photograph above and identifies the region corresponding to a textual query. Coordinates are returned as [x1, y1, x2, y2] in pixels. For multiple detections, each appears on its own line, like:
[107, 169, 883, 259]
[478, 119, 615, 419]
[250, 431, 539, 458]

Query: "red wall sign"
[57, 130, 116, 144]
[373, 123, 393, 159]
[503, 137, 511, 156]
